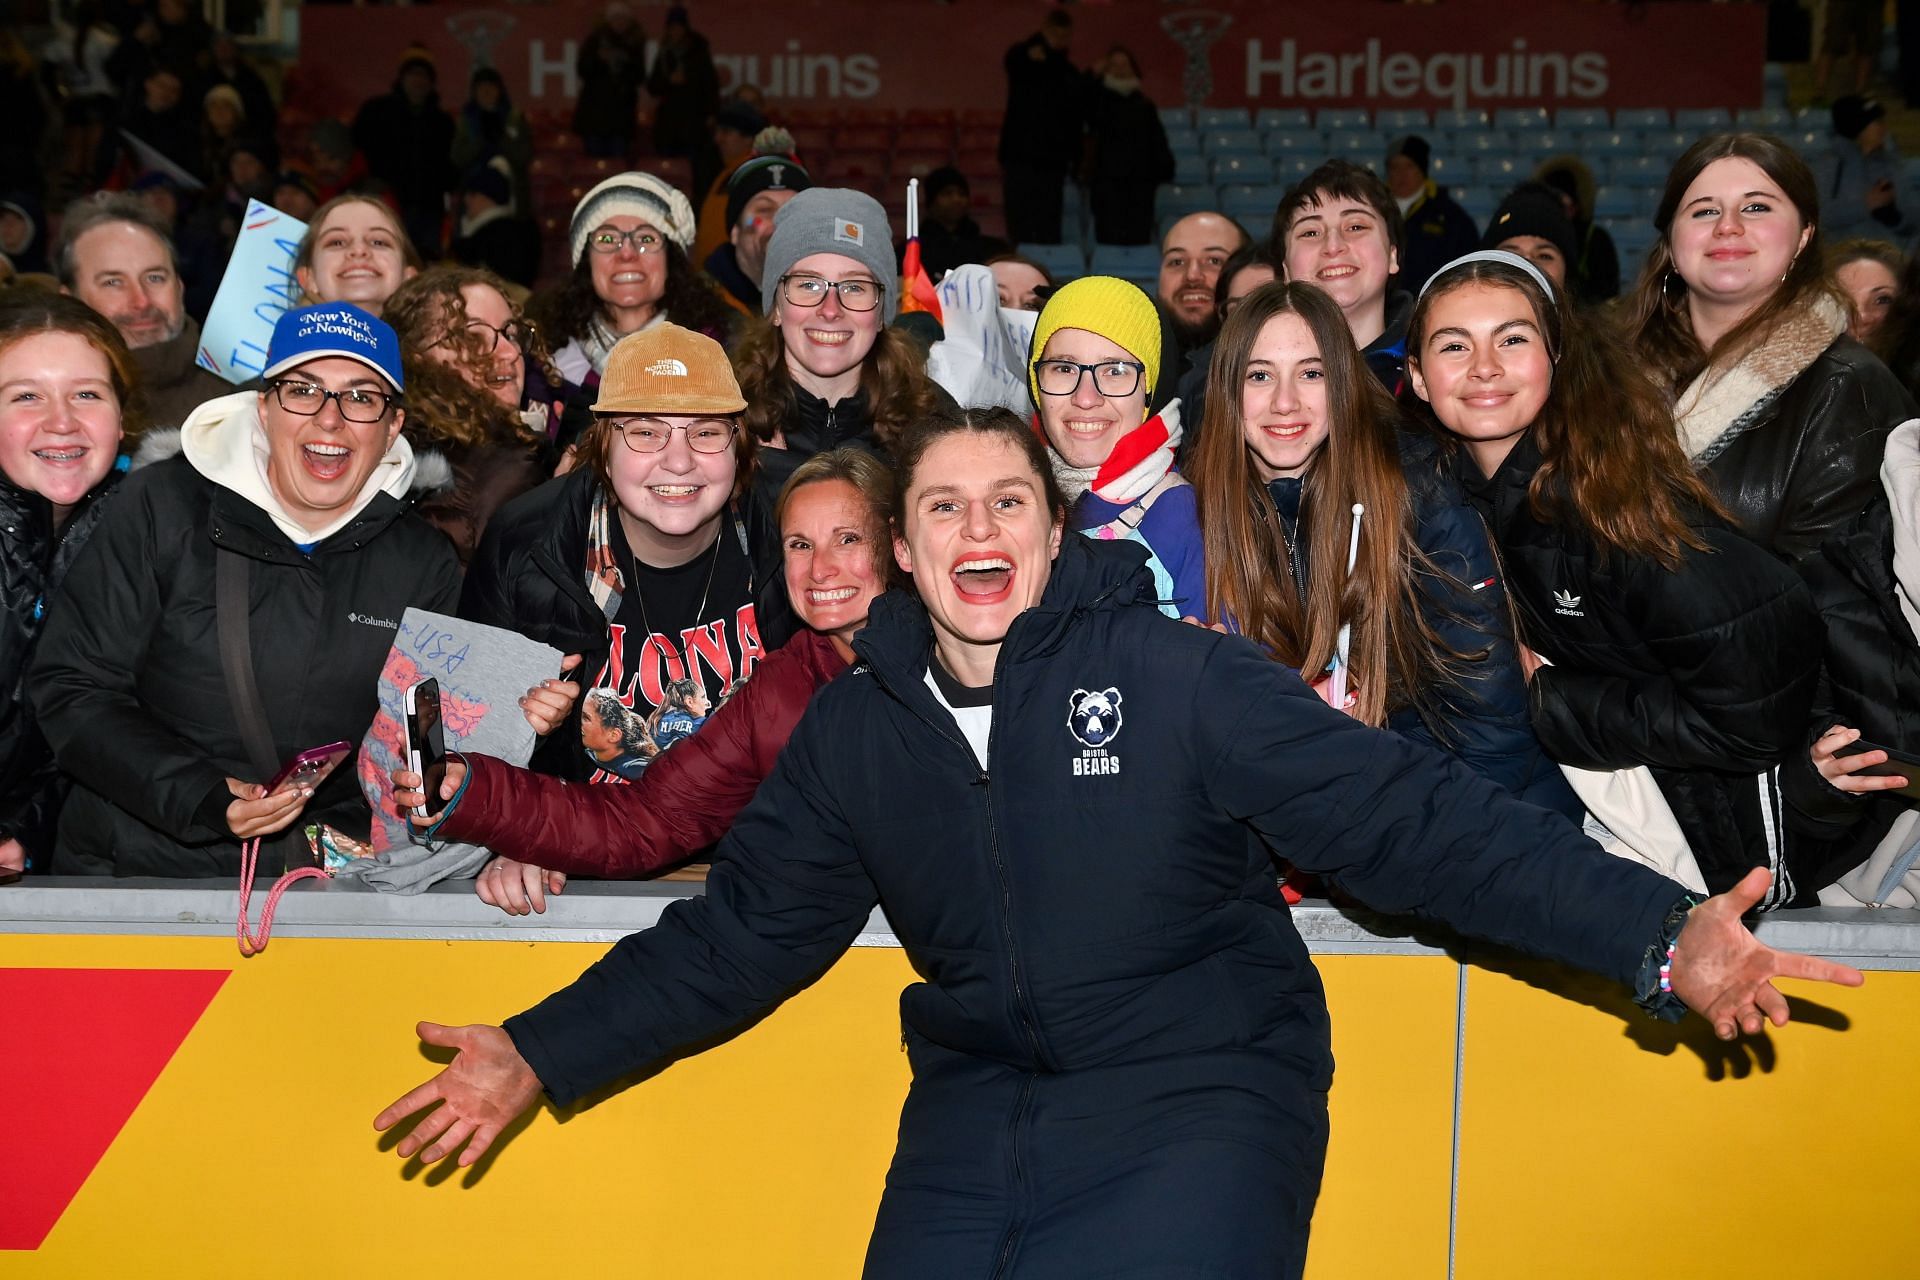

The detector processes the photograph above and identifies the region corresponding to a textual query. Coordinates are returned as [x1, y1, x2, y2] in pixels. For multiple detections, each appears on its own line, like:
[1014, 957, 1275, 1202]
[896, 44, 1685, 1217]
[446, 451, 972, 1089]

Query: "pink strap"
[236, 837, 327, 957]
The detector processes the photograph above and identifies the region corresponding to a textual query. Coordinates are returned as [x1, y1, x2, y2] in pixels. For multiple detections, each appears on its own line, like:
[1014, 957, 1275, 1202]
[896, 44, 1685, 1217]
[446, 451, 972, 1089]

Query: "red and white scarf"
[1045, 401, 1185, 504]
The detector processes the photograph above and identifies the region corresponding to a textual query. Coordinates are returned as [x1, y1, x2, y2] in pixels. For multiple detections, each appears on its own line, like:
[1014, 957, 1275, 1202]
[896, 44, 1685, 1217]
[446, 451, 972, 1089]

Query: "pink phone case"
[265, 741, 353, 795]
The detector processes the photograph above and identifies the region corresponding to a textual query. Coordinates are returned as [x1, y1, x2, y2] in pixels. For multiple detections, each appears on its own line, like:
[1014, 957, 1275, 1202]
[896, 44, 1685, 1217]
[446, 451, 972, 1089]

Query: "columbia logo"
[645, 358, 689, 377]
[1552, 589, 1584, 617]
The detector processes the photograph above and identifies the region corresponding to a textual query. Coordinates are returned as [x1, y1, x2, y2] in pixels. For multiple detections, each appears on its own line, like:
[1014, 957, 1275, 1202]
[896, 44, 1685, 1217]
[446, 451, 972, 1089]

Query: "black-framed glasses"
[587, 227, 664, 255]
[1033, 359, 1145, 398]
[437, 318, 529, 353]
[779, 274, 883, 312]
[607, 416, 738, 453]
[268, 378, 397, 423]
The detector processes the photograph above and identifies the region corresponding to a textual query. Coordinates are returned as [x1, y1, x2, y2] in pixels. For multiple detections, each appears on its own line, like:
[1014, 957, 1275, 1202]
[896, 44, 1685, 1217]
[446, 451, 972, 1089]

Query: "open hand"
[1810, 724, 1908, 794]
[1668, 867, 1865, 1040]
[475, 855, 568, 915]
[373, 1022, 543, 1167]
[226, 776, 310, 839]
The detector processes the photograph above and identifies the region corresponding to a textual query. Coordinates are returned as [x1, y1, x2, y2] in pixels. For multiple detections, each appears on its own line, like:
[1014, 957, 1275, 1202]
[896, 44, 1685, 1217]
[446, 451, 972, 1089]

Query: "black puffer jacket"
[0, 471, 118, 865]
[458, 466, 793, 781]
[1783, 498, 1920, 886]
[30, 456, 462, 876]
[1454, 435, 1825, 902]
[1698, 335, 1915, 562]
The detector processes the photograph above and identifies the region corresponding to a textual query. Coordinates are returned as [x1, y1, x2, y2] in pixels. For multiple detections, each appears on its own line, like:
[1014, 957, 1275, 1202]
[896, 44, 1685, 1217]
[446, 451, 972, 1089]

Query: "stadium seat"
[1264, 129, 1324, 155]
[1088, 243, 1162, 277]
[1573, 130, 1640, 159]
[1494, 107, 1552, 131]
[1605, 218, 1657, 259]
[1019, 242, 1086, 281]
[1327, 130, 1382, 159]
[1212, 154, 1277, 183]
[1613, 108, 1671, 131]
[1643, 130, 1693, 160]
[791, 125, 835, 157]
[1790, 129, 1834, 157]
[1591, 186, 1642, 220]
[1274, 154, 1317, 184]
[1901, 156, 1920, 190]
[1159, 105, 1192, 129]
[1673, 108, 1732, 131]
[1426, 153, 1458, 181]
[1554, 107, 1611, 131]
[1219, 183, 1286, 224]
[1203, 129, 1265, 155]
[1155, 182, 1222, 221]
[1471, 154, 1526, 184]
[1174, 153, 1210, 185]
[833, 124, 893, 151]
[1434, 109, 1491, 131]
[1317, 108, 1371, 131]
[830, 150, 890, 182]
[1736, 107, 1793, 131]
[895, 126, 954, 153]
[1255, 107, 1313, 130]
[1763, 62, 1790, 107]
[956, 147, 997, 176]
[894, 151, 952, 181]
[1375, 109, 1430, 132]
[1196, 107, 1251, 129]
[959, 125, 1000, 152]
[1456, 130, 1517, 153]
[1166, 128, 1202, 156]
[1611, 155, 1669, 188]
[1456, 186, 1500, 222]
[1511, 131, 1568, 156]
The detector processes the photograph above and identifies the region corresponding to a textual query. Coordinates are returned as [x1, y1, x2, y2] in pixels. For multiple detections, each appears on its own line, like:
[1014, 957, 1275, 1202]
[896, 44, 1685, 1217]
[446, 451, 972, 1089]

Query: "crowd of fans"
[1, 4, 1917, 929]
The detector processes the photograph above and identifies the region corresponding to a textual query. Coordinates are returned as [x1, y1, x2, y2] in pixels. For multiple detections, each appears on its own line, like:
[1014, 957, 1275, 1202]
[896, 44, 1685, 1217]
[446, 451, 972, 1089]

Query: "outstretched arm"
[1668, 867, 1864, 1040]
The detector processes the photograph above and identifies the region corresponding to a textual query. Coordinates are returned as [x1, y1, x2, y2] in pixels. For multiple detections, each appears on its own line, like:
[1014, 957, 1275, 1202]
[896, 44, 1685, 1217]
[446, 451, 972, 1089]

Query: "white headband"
[1418, 249, 1557, 303]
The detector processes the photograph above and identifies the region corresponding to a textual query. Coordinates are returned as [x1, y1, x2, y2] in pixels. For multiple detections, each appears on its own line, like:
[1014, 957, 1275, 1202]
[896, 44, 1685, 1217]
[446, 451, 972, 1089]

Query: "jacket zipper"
[988, 1072, 1037, 1280]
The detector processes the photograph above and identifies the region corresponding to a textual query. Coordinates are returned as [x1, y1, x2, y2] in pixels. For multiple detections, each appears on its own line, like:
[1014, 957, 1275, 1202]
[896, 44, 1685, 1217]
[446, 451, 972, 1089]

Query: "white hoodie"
[176, 390, 417, 546]
[1882, 419, 1920, 641]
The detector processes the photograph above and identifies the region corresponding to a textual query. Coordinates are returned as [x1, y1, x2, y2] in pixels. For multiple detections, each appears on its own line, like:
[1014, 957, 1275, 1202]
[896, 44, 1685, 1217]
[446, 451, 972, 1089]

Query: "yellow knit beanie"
[1028, 276, 1163, 414]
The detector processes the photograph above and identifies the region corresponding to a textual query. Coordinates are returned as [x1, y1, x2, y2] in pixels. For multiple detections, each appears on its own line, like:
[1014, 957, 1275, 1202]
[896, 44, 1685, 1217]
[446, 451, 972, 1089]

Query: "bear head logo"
[1068, 687, 1123, 748]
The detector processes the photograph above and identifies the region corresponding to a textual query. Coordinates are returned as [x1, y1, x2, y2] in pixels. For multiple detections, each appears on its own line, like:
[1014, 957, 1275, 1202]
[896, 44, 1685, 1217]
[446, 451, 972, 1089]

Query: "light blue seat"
[1494, 107, 1552, 131]
[1591, 186, 1642, 220]
[1203, 129, 1265, 155]
[1456, 129, 1517, 153]
[1573, 129, 1640, 158]
[1555, 107, 1611, 131]
[1017, 242, 1086, 282]
[1088, 243, 1162, 276]
[1471, 154, 1526, 184]
[1614, 107, 1671, 131]
[1264, 128, 1325, 155]
[1159, 105, 1193, 129]
[1274, 154, 1317, 184]
[1612, 155, 1668, 188]
[1737, 107, 1793, 131]
[1434, 108, 1491, 131]
[1376, 108, 1431, 132]
[1426, 153, 1459, 181]
[1764, 63, 1790, 107]
[1219, 183, 1286, 225]
[1456, 186, 1501, 222]
[1165, 128, 1201, 155]
[1211, 154, 1277, 184]
[1511, 130, 1568, 156]
[1174, 153, 1210, 185]
[1255, 107, 1312, 130]
[1154, 182, 1221, 220]
[1196, 107, 1251, 130]
[1643, 130, 1693, 160]
[1327, 129, 1382, 159]
[1605, 218, 1657, 260]
[1317, 107, 1371, 131]
[1674, 107, 1732, 132]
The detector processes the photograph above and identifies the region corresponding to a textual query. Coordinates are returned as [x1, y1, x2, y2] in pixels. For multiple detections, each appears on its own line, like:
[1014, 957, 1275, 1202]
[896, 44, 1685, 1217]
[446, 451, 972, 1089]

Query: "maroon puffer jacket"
[439, 629, 848, 876]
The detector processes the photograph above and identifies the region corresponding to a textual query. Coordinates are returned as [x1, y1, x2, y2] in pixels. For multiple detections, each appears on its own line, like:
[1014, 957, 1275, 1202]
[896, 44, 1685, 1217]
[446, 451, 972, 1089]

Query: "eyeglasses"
[437, 318, 528, 353]
[268, 378, 397, 423]
[779, 274, 883, 312]
[587, 227, 664, 255]
[608, 417, 738, 453]
[1032, 359, 1145, 398]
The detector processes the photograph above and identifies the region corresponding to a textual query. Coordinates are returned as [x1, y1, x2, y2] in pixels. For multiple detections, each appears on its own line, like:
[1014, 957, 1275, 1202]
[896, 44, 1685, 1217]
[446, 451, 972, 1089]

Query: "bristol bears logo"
[1069, 688, 1124, 776]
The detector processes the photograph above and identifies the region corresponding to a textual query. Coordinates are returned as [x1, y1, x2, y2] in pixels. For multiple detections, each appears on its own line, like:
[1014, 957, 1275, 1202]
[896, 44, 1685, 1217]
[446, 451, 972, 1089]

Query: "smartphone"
[1835, 736, 1920, 802]
[264, 741, 353, 797]
[403, 677, 448, 821]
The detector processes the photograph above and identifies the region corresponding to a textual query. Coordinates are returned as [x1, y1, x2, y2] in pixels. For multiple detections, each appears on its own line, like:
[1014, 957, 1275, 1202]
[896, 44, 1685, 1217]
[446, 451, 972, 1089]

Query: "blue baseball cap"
[261, 303, 404, 394]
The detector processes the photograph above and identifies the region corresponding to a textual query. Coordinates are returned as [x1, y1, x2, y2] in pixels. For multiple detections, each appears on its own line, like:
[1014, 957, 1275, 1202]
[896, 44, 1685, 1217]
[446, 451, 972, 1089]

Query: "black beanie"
[1388, 135, 1432, 176]
[1832, 94, 1886, 140]
[725, 153, 813, 230]
[1482, 184, 1579, 268]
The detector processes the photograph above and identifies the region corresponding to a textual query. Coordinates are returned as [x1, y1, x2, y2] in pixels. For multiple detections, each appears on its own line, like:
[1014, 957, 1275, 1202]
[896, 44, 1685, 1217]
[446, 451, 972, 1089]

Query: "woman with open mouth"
[1625, 132, 1915, 561]
[393, 447, 895, 913]
[1028, 275, 1206, 621]
[529, 172, 733, 408]
[292, 194, 424, 319]
[732, 187, 946, 506]
[31, 302, 461, 877]
[457, 322, 790, 788]
[385, 265, 563, 564]
[1407, 250, 1826, 906]
[1189, 278, 1578, 819]
[379, 404, 1863, 1277]
[0, 294, 132, 877]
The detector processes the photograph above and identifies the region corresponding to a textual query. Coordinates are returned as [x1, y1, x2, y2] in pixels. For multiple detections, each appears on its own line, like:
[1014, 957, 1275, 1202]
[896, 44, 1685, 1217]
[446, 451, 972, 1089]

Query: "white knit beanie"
[568, 172, 697, 264]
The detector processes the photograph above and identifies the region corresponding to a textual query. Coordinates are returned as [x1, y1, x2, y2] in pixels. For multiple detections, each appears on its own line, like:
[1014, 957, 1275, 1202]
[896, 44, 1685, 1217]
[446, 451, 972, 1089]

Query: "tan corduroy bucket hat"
[592, 323, 746, 414]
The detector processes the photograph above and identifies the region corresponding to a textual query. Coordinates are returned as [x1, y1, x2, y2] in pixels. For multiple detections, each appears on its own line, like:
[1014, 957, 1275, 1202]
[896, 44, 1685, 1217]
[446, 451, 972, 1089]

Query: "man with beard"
[1157, 211, 1246, 353]
[704, 153, 811, 315]
[57, 194, 226, 442]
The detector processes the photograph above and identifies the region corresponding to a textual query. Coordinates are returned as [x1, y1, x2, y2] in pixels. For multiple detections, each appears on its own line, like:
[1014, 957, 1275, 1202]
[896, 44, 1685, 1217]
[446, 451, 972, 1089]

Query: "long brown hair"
[1189, 281, 1465, 730]
[734, 316, 942, 455]
[0, 292, 147, 438]
[1407, 257, 1727, 567]
[385, 266, 554, 449]
[1625, 132, 1839, 389]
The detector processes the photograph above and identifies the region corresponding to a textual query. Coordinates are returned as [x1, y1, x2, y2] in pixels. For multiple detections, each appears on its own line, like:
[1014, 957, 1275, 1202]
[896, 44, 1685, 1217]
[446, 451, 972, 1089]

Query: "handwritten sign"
[927, 264, 1039, 416]
[355, 609, 562, 863]
[196, 200, 306, 385]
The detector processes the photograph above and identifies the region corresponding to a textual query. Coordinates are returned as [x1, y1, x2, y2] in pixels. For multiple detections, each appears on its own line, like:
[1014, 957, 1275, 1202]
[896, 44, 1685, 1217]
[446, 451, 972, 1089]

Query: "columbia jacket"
[31, 397, 461, 876]
[506, 534, 1684, 1103]
[441, 628, 848, 874]
[1453, 435, 1825, 902]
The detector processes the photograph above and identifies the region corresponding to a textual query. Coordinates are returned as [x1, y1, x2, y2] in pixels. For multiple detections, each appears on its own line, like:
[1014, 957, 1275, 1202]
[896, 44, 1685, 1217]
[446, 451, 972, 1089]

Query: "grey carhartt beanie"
[758, 187, 899, 322]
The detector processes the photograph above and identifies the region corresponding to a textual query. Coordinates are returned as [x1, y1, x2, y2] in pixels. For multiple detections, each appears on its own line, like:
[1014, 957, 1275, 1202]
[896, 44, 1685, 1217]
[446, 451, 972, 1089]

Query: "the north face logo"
[1068, 687, 1123, 748]
[1553, 589, 1585, 617]
[646, 358, 689, 377]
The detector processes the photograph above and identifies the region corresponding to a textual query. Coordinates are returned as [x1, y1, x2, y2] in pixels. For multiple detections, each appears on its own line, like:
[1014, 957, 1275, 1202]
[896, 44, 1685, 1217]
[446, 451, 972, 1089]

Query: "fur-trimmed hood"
[1674, 294, 1849, 466]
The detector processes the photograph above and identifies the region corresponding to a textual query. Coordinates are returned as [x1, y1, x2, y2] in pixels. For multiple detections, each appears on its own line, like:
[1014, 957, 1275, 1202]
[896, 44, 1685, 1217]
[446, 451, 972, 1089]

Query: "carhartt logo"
[646, 358, 689, 377]
[832, 217, 865, 246]
[1552, 590, 1585, 617]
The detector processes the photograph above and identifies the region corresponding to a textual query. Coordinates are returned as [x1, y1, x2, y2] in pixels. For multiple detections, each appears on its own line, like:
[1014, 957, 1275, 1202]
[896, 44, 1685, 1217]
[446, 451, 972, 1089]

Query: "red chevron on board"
[0, 968, 229, 1251]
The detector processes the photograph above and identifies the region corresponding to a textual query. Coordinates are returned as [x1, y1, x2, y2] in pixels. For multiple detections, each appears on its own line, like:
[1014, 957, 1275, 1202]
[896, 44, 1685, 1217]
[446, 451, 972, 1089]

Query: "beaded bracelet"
[1658, 939, 1678, 994]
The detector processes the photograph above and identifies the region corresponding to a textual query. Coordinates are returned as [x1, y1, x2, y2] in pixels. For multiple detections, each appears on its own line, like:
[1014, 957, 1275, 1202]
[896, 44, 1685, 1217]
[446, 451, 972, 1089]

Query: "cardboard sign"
[195, 200, 306, 385]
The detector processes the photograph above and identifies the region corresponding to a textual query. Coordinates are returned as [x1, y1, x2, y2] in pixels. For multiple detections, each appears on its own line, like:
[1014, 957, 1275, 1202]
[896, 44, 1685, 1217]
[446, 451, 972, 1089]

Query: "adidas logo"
[645, 358, 689, 377]
[1552, 589, 1585, 618]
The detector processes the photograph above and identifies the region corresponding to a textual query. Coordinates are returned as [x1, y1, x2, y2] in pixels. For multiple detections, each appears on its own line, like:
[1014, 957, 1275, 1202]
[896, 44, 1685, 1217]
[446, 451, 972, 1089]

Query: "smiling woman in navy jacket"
[377, 407, 1860, 1278]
